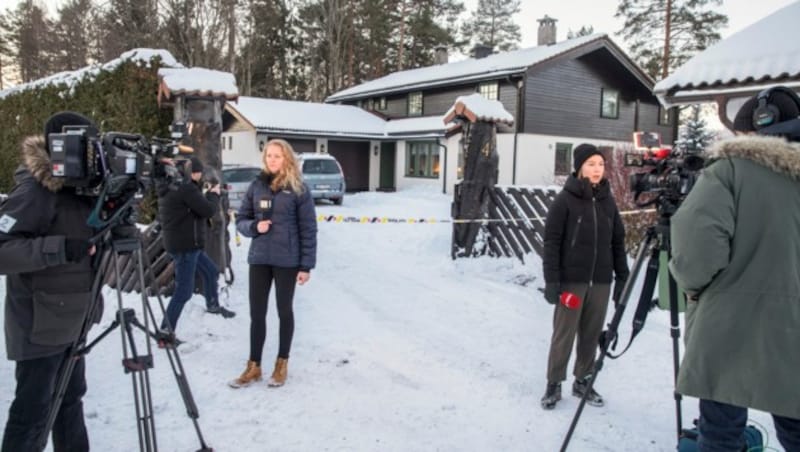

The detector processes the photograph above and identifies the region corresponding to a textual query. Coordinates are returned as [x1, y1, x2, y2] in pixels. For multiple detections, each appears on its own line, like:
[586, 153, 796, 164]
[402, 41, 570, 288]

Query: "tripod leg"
[560, 228, 659, 452]
[132, 242, 212, 451]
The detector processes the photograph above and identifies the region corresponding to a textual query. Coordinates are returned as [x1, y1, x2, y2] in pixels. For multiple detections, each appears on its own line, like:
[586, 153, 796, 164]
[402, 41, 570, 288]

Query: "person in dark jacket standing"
[669, 88, 800, 451]
[229, 139, 317, 389]
[0, 112, 100, 452]
[158, 156, 234, 337]
[540, 143, 629, 410]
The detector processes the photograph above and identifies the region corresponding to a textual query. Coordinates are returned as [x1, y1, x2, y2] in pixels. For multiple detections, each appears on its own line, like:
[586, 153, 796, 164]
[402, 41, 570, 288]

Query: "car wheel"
[333, 197, 343, 206]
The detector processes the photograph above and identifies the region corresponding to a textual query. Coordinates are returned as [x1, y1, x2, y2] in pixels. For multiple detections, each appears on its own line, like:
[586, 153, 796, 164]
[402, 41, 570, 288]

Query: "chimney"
[434, 45, 449, 65]
[471, 44, 493, 59]
[537, 15, 558, 46]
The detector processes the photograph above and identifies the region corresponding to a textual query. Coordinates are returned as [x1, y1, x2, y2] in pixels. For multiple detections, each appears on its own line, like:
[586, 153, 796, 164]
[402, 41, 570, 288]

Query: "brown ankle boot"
[267, 358, 288, 387]
[228, 360, 262, 388]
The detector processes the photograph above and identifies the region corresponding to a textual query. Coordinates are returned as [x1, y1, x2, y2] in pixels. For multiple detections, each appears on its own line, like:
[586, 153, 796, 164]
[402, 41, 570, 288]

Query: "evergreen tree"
[0, 10, 12, 89]
[237, 0, 292, 98]
[674, 105, 715, 153]
[461, 0, 520, 52]
[159, 0, 231, 69]
[395, 0, 461, 70]
[6, 0, 53, 83]
[567, 25, 594, 39]
[98, 0, 160, 61]
[53, 0, 95, 70]
[615, 0, 728, 79]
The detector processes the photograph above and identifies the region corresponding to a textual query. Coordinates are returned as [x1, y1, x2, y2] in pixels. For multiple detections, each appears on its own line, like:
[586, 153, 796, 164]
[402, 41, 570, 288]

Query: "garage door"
[328, 141, 370, 192]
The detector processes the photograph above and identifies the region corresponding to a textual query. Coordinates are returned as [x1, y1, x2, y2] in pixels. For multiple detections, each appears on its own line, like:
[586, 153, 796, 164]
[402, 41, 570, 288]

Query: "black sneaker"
[572, 376, 604, 407]
[155, 330, 183, 349]
[541, 382, 562, 410]
[207, 305, 236, 319]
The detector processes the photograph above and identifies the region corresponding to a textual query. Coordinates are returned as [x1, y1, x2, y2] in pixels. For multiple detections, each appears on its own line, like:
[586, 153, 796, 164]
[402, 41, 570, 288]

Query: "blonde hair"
[262, 139, 304, 193]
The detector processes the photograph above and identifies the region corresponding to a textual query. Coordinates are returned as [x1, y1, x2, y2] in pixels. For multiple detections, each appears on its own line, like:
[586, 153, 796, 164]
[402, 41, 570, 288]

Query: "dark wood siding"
[638, 101, 675, 144]
[328, 140, 370, 191]
[340, 78, 520, 121]
[523, 52, 668, 142]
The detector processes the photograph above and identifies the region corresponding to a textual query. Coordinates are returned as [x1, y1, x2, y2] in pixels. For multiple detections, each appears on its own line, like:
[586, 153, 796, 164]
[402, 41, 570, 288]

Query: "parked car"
[222, 164, 262, 212]
[297, 153, 346, 205]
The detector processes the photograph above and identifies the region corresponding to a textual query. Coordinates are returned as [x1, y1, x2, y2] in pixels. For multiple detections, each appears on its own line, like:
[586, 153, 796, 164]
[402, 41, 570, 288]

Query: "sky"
[0, 187, 786, 451]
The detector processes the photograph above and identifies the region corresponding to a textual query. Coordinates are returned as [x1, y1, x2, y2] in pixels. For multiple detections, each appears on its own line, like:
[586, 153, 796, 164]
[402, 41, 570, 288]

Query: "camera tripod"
[39, 221, 212, 452]
[560, 209, 685, 451]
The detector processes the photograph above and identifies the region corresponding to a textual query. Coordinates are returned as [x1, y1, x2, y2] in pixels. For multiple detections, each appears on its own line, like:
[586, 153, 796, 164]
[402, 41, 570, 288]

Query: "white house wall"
[221, 130, 258, 166]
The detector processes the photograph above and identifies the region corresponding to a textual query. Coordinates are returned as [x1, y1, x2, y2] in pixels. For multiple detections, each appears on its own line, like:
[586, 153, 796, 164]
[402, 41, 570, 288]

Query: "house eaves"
[325, 34, 612, 103]
[654, 2, 800, 107]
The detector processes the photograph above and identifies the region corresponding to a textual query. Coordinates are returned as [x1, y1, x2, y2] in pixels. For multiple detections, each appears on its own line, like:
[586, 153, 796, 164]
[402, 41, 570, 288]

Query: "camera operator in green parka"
[669, 88, 800, 451]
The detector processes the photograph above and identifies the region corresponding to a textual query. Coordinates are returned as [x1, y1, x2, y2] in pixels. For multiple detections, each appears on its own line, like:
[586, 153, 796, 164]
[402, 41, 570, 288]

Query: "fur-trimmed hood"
[710, 135, 800, 180]
[19, 135, 64, 192]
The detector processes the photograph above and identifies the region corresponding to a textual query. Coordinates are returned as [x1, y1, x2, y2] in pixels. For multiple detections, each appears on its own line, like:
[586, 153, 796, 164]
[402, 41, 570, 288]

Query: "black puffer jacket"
[158, 178, 220, 253]
[0, 136, 99, 361]
[543, 175, 628, 285]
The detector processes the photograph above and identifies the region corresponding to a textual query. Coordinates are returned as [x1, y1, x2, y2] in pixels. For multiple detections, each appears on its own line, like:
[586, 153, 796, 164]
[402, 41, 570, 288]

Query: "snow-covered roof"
[385, 116, 458, 137]
[326, 34, 633, 102]
[444, 93, 514, 125]
[0, 49, 182, 100]
[158, 68, 238, 101]
[230, 96, 387, 138]
[654, 2, 800, 107]
[228, 97, 457, 139]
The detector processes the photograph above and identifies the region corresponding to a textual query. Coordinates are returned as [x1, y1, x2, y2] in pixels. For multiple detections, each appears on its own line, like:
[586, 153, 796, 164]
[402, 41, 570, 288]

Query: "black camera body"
[47, 121, 189, 229]
[625, 148, 705, 211]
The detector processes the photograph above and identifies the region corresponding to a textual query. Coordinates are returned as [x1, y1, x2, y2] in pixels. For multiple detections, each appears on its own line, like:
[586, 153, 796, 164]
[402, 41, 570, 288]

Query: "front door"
[379, 142, 396, 191]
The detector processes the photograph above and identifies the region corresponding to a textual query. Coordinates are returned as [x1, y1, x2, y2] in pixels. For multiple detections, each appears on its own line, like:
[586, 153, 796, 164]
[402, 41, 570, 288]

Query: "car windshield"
[223, 168, 261, 183]
[303, 159, 340, 175]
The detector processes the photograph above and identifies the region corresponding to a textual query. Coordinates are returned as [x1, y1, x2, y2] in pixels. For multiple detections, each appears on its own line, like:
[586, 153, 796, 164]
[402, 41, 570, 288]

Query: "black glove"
[64, 238, 88, 263]
[544, 283, 560, 305]
[612, 277, 627, 305]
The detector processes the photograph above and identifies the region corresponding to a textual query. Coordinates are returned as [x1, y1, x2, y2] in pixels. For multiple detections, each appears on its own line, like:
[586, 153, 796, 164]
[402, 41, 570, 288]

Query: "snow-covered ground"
[0, 187, 783, 451]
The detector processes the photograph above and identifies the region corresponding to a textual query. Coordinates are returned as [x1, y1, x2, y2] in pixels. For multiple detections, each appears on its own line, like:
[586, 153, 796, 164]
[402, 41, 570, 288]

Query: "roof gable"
[326, 34, 653, 103]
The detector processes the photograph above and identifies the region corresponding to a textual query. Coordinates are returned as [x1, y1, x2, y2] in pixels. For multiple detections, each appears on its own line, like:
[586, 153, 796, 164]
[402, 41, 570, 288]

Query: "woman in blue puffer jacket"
[229, 139, 317, 389]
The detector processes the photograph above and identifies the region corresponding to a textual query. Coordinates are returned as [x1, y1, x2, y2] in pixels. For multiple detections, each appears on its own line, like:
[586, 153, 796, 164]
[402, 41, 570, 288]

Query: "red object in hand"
[560, 291, 582, 310]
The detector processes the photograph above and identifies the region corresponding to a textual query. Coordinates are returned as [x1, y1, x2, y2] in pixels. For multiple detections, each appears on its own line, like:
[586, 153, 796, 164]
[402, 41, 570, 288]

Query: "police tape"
[315, 209, 653, 225]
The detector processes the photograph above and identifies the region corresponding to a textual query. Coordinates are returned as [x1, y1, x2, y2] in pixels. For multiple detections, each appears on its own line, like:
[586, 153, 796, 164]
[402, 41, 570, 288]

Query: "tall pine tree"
[6, 0, 53, 83]
[674, 105, 715, 153]
[52, 0, 95, 70]
[461, 0, 521, 52]
[615, 0, 728, 79]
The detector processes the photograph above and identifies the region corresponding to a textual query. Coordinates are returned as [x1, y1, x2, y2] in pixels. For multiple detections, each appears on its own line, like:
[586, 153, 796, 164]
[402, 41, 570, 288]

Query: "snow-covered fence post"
[157, 68, 239, 286]
[444, 94, 514, 259]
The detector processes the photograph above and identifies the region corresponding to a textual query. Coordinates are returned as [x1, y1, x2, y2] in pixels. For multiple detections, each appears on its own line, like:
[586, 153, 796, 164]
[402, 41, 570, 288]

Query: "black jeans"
[248, 265, 299, 363]
[2, 352, 89, 452]
[698, 399, 800, 452]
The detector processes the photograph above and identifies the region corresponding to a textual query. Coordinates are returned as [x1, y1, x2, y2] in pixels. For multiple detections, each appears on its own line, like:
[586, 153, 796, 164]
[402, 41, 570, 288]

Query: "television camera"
[625, 131, 705, 215]
[47, 120, 191, 230]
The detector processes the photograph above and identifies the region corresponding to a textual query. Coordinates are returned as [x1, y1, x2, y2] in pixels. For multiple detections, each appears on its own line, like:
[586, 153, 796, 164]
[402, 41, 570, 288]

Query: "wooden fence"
[482, 186, 558, 262]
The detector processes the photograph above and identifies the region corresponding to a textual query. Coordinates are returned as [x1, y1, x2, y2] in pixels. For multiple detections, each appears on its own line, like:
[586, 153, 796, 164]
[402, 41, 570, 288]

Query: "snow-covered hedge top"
[0, 48, 182, 100]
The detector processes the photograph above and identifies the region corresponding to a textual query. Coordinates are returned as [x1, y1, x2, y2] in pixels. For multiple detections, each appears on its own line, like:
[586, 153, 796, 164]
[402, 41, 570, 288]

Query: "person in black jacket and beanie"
[158, 156, 234, 337]
[540, 143, 629, 410]
[0, 112, 101, 452]
[229, 139, 317, 389]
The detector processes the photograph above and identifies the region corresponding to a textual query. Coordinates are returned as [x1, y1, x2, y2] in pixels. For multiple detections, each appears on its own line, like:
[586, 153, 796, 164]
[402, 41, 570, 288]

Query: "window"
[366, 98, 375, 110]
[221, 136, 226, 150]
[408, 91, 423, 116]
[658, 106, 672, 125]
[405, 141, 440, 178]
[378, 97, 387, 110]
[478, 81, 499, 100]
[554, 142, 573, 175]
[601, 88, 619, 119]
[228, 136, 233, 149]
[302, 159, 341, 175]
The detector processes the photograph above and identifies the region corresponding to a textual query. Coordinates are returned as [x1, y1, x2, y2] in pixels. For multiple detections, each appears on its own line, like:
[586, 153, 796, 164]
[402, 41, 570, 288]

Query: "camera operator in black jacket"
[0, 112, 100, 452]
[158, 156, 234, 337]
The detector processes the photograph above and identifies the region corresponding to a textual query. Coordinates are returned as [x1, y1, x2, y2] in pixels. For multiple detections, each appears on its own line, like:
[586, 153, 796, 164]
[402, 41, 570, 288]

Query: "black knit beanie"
[572, 143, 604, 173]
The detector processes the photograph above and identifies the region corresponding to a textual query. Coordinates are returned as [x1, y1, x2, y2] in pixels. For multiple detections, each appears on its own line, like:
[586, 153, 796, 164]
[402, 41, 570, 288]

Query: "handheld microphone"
[258, 195, 273, 221]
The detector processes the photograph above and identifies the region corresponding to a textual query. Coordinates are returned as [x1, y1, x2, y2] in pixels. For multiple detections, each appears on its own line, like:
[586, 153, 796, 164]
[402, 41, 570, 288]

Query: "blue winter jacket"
[236, 173, 317, 270]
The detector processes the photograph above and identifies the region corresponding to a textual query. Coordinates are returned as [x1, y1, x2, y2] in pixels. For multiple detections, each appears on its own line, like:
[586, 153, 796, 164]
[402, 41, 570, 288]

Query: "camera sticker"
[0, 214, 18, 233]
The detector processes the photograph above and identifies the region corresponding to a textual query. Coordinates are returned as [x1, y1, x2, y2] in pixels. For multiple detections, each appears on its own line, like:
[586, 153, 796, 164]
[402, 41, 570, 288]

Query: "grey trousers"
[546, 282, 611, 384]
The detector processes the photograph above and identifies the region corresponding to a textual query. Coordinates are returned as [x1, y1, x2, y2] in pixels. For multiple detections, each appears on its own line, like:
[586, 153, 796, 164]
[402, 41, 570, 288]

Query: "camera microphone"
[258, 195, 273, 221]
